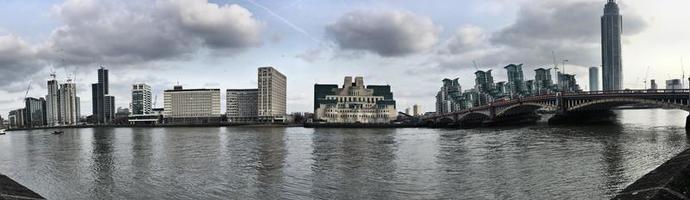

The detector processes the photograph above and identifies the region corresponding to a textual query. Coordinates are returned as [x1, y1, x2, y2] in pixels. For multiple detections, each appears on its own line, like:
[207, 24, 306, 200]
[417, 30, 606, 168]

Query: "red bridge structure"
[421, 89, 690, 128]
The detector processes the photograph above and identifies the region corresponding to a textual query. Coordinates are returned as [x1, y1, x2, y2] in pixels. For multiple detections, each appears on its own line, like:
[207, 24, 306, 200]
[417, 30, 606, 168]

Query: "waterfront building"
[46, 78, 60, 126]
[226, 89, 258, 123]
[60, 82, 80, 125]
[602, 0, 623, 91]
[131, 83, 152, 115]
[92, 67, 114, 124]
[24, 97, 46, 128]
[435, 78, 463, 113]
[92, 67, 115, 124]
[8, 109, 25, 129]
[666, 79, 682, 90]
[525, 80, 535, 96]
[257, 67, 287, 123]
[650, 79, 658, 90]
[534, 68, 554, 95]
[413, 104, 420, 116]
[495, 81, 508, 97]
[474, 70, 495, 94]
[163, 85, 221, 124]
[504, 64, 526, 98]
[558, 72, 581, 92]
[314, 76, 397, 124]
[589, 67, 600, 91]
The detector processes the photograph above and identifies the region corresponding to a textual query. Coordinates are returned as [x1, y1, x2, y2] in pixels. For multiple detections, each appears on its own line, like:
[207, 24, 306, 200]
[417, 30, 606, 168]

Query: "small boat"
[0, 129, 5, 135]
[52, 130, 63, 135]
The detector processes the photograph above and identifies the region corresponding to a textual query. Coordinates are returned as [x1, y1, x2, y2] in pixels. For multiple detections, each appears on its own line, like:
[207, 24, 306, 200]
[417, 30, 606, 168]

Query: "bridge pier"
[686, 115, 690, 133]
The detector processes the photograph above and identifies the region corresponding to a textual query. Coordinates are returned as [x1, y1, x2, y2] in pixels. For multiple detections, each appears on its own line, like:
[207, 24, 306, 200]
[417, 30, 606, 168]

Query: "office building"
[131, 83, 152, 115]
[666, 79, 683, 90]
[258, 67, 287, 122]
[226, 89, 259, 123]
[314, 76, 397, 124]
[92, 66, 114, 124]
[60, 82, 80, 125]
[558, 73, 581, 92]
[412, 104, 421, 116]
[589, 67, 600, 91]
[46, 78, 60, 126]
[404, 108, 411, 115]
[24, 97, 46, 128]
[650, 79, 658, 90]
[602, 0, 623, 91]
[163, 85, 221, 124]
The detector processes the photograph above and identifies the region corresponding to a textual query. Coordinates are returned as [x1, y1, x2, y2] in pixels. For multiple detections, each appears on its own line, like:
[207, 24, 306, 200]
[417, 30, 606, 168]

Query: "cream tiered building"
[314, 76, 397, 124]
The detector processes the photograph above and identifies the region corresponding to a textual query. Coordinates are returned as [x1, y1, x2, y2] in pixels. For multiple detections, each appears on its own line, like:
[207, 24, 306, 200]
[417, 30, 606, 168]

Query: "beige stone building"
[314, 76, 397, 124]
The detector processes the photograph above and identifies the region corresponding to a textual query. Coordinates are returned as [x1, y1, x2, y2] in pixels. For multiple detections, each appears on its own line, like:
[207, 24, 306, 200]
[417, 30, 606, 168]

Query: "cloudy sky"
[0, 0, 688, 117]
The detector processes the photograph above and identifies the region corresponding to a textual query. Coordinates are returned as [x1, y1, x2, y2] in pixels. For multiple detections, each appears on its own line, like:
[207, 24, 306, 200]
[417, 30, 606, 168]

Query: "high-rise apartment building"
[92, 66, 114, 124]
[163, 85, 221, 124]
[131, 83, 152, 115]
[435, 78, 463, 113]
[504, 64, 526, 97]
[589, 67, 600, 91]
[412, 104, 421, 116]
[602, 0, 623, 91]
[60, 82, 80, 125]
[46, 78, 60, 126]
[257, 67, 287, 122]
[226, 89, 258, 123]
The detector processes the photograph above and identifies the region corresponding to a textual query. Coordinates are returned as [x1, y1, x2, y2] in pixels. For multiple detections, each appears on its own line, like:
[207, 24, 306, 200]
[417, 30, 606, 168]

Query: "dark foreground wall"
[0, 174, 44, 200]
[613, 148, 690, 199]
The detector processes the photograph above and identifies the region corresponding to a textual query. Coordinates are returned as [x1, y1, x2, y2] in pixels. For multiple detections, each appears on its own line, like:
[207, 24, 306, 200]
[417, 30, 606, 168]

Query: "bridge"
[421, 89, 690, 128]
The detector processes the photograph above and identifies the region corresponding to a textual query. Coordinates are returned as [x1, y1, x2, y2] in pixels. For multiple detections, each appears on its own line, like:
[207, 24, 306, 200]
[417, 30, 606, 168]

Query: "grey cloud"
[0, 35, 44, 89]
[325, 10, 439, 57]
[41, 0, 263, 66]
[436, 0, 647, 71]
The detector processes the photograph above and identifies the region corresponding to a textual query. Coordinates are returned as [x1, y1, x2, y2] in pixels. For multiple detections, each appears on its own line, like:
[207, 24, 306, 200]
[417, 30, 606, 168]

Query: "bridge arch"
[567, 98, 690, 112]
[495, 102, 558, 117]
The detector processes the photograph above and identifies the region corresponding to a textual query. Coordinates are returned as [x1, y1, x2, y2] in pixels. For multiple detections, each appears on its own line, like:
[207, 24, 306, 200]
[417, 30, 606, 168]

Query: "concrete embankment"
[0, 174, 44, 200]
[7, 123, 303, 131]
[613, 148, 690, 199]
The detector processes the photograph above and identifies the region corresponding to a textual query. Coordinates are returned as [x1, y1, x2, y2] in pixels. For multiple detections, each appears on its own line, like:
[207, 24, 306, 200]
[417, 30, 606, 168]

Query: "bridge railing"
[562, 89, 690, 96]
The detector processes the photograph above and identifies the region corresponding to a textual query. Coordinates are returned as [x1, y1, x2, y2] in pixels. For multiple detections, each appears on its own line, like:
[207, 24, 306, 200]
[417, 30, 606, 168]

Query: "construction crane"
[682, 57, 686, 88]
[644, 66, 650, 89]
[473, 60, 479, 71]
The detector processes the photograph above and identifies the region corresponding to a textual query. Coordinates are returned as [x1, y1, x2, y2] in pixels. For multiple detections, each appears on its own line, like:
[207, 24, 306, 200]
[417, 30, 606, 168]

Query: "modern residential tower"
[589, 67, 600, 91]
[131, 83, 152, 115]
[257, 67, 287, 122]
[601, 0, 623, 90]
[92, 67, 115, 124]
[46, 78, 60, 126]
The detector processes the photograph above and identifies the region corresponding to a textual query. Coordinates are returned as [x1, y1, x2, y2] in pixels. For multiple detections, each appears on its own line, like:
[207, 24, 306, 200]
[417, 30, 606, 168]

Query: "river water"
[0, 109, 688, 199]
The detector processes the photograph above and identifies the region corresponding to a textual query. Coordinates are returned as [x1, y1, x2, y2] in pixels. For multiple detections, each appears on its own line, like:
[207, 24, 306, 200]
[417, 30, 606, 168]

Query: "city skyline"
[1, 0, 689, 116]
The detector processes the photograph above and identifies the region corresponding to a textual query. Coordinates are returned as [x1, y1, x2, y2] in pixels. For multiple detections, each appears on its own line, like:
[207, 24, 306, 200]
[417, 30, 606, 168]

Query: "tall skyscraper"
[601, 0, 623, 91]
[534, 68, 553, 94]
[589, 67, 600, 91]
[435, 78, 463, 113]
[131, 83, 152, 115]
[46, 78, 61, 126]
[92, 66, 115, 124]
[60, 82, 79, 125]
[257, 67, 287, 122]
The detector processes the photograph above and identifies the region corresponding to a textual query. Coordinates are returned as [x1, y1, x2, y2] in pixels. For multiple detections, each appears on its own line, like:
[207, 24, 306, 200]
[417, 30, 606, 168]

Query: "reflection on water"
[0, 109, 687, 199]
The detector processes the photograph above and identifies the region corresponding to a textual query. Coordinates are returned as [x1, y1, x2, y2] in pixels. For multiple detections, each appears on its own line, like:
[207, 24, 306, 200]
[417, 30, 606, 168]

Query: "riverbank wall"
[613, 148, 690, 199]
[0, 174, 44, 200]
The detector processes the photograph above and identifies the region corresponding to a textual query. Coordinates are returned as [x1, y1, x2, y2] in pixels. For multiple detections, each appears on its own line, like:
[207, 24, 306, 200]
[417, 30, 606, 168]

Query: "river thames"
[0, 109, 688, 199]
